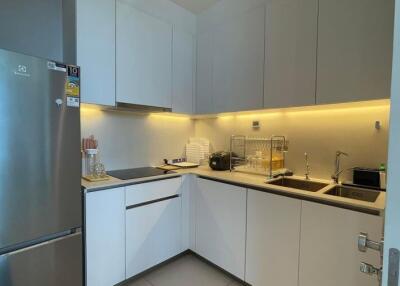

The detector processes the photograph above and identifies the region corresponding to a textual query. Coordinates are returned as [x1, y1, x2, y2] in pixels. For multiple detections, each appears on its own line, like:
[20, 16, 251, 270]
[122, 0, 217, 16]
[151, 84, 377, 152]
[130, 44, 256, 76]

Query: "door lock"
[358, 232, 384, 255]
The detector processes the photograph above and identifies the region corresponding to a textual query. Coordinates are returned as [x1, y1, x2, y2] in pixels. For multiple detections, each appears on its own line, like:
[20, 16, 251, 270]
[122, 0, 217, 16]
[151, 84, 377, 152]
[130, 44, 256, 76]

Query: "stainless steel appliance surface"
[0, 49, 82, 286]
[107, 167, 176, 180]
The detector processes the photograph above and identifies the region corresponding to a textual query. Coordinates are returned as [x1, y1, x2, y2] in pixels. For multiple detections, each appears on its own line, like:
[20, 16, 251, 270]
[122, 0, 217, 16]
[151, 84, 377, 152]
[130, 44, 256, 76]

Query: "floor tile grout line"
[142, 277, 155, 286]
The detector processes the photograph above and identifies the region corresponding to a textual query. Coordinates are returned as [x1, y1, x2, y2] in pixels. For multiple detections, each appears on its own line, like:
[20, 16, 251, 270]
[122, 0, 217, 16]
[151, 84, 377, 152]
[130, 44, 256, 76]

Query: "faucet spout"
[332, 151, 349, 184]
[304, 152, 310, 180]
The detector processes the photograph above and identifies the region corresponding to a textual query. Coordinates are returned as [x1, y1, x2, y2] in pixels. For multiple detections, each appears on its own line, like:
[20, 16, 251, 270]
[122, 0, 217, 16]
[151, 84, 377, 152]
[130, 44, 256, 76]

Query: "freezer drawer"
[0, 232, 83, 286]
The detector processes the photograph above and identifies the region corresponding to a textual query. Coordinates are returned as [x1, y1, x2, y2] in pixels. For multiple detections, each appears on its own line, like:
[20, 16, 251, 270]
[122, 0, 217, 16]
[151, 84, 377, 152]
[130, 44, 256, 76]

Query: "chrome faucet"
[331, 151, 349, 184]
[304, 152, 310, 180]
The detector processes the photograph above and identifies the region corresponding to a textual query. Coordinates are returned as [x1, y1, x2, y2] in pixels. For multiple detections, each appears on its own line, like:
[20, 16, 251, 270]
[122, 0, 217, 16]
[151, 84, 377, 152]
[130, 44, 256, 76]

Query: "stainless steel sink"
[324, 185, 380, 203]
[268, 177, 329, 192]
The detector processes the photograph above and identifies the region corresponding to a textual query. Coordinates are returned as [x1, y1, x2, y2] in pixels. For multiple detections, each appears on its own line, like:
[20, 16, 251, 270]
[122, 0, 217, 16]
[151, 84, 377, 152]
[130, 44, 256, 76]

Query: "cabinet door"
[195, 178, 246, 279]
[196, 31, 214, 114]
[172, 28, 194, 114]
[76, 0, 115, 106]
[85, 188, 125, 286]
[264, 0, 318, 108]
[181, 175, 196, 251]
[116, 1, 172, 108]
[246, 190, 301, 286]
[317, 0, 394, 104]
[126, 197, 182, 278]
[299, 201, 383, 286]
[212, 5, 265, 113]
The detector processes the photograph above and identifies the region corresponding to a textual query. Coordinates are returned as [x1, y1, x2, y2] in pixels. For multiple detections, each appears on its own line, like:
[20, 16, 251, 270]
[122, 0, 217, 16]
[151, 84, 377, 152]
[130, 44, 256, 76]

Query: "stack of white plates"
[186, 138, 210, 164]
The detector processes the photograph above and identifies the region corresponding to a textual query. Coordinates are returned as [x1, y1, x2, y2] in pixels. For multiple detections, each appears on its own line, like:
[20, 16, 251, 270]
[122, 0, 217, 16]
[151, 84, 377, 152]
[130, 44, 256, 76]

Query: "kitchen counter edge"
[81, 167, 386, 216]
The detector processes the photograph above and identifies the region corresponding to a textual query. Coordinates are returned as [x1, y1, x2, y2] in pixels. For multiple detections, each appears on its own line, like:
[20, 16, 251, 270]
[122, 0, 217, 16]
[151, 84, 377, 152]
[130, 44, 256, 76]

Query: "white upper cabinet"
[76, 0, 116, 106]
[316, 0, 394, 104]
[196, 31, 214, 114]
[212, 5, 265, 113]
[116, 1, 173, 109]
[172, 28, 195, 114]
[264, 0, 318, 108]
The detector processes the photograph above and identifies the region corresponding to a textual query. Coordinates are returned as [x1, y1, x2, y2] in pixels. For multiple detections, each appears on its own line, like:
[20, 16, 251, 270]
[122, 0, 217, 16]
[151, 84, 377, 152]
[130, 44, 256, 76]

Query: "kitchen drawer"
[125, 196, 182, 278]
[125, 177, 182, 207]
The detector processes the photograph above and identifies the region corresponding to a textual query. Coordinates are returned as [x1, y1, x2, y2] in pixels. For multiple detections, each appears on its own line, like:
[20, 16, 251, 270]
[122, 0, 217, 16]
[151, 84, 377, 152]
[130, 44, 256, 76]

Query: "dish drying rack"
[230, 135, 289, 178]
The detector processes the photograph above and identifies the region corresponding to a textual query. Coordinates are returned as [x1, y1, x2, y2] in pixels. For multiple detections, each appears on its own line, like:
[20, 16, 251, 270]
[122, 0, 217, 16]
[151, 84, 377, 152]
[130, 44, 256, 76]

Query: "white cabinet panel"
[125, 177, 182, 206]
[125, 197, 182, 278]
[196, 31, 214, 114]
[85, 188, 125, 286]
[76, 0, 115, 106]
[317, 0, 394, 104]
[195, 178, 246, 279]
[299, 201, 384, 286]
[172, 29, 195, 114]
[212, 5, 265, 113]
[264, 0, 318, 108]
[116, 1, 172, 108]
[246, 190, 301, 286]
[181, 175, 196, 251]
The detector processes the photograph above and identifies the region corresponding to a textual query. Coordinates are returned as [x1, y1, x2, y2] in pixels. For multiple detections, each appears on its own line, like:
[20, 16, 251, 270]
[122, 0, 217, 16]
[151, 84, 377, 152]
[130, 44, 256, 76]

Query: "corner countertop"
[82, 166, 386, 215]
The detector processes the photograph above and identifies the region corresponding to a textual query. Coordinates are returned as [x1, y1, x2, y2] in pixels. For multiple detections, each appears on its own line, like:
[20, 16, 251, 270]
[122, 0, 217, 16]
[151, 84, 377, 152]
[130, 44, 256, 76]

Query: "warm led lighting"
[210, 99, 390, 120]
[235, 112, 283, 119]
[148, 113, 192, 121]
[81, 99, 390, 120]
[80, 104, 104, 116]
[216, 115, 235, 120]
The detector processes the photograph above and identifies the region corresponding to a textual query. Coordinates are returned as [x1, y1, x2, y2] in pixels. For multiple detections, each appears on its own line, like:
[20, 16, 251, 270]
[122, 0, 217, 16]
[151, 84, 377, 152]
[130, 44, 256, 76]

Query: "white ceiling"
[170, 0, 220, 14]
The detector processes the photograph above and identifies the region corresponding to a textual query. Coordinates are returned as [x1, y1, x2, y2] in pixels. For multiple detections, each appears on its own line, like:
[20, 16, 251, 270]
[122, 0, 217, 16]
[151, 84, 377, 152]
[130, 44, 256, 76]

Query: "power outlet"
[252, 121, 260, 130]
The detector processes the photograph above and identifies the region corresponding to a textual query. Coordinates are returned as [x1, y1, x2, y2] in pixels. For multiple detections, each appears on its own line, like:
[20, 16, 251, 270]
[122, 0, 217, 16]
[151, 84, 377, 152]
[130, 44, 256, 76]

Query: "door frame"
[383, 0, 400, 284]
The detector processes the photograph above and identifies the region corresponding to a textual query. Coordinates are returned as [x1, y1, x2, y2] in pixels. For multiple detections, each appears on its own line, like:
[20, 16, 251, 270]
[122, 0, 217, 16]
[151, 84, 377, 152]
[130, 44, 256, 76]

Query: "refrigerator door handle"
[0, 228, 81, 256]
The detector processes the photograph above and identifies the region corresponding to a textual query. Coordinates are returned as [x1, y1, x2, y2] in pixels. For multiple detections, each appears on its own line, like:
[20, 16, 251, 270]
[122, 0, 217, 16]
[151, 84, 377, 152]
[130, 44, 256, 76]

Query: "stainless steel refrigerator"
[0, 49, 83, 286]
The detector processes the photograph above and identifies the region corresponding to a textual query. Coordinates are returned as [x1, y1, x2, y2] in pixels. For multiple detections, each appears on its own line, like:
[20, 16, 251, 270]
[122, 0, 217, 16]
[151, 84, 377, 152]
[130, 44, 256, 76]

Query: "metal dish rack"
[229, 135, 288, 178]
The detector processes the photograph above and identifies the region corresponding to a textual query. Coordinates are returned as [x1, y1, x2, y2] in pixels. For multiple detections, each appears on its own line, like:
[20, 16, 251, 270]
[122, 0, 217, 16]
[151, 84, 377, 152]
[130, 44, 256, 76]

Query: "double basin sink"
[268, 177, 380, 203]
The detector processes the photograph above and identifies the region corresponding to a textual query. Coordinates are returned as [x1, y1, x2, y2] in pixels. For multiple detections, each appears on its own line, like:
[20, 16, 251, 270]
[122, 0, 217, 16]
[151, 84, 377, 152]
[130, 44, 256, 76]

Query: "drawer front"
[125, 197, 182, 278]
[125, 177, 182, 207]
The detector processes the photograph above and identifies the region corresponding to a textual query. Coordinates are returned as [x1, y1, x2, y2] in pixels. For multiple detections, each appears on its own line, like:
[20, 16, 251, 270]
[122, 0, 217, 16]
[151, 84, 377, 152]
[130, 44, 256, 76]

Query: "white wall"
[81, 108, 194, 170]
[194, 102, 390, 181]
[0, 0, 67, 62]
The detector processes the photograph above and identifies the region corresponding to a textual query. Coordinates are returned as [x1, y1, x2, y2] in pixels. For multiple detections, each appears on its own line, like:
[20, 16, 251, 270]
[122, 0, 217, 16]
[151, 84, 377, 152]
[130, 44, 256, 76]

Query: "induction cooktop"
[107, 167, 176, 180]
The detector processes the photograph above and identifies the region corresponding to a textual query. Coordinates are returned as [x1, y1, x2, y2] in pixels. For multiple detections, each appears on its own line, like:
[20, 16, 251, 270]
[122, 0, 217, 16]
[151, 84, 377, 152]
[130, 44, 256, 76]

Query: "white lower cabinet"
[299, 201, 383, 286]
[246, 190, 302, 286]
[195, 178, 247, 279]
[125, 194, 182, 278]
[181, 174, 196, 251]
[85, 178, 384, 286]
[85, 188, 125, 286]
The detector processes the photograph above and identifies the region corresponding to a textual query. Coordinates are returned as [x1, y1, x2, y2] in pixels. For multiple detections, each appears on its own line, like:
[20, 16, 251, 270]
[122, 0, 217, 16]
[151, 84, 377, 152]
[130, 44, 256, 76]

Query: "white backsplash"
[81, 103, 390, 181]
[81, 108, 195, 171]
[194, 104, 390, 181]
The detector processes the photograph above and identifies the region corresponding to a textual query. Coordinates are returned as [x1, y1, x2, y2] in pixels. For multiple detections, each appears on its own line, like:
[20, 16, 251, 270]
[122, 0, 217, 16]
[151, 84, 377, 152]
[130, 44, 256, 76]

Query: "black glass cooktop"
[107, 167, 176, 180]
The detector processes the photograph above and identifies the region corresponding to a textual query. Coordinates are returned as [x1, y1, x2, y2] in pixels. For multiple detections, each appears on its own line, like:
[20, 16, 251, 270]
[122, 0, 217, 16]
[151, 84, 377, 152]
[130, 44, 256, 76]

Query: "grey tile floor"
[124, 254, 244, 286]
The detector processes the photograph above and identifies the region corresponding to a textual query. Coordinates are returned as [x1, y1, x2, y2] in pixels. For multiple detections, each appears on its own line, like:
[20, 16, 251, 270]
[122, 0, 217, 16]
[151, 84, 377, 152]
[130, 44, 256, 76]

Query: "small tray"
[82, 175, 111, 182]
[157, 165, 182, 171]
[170, 162, 199, 168]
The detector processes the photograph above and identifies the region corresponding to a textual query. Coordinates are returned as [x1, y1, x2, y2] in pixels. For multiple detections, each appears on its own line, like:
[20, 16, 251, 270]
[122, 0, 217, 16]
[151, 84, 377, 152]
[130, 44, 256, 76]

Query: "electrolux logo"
[14, 64, 30, 77]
